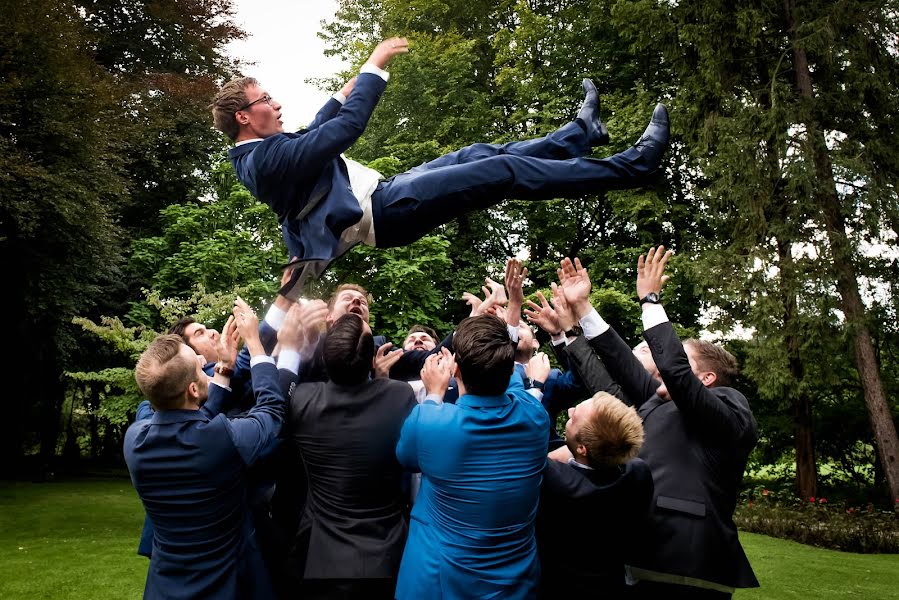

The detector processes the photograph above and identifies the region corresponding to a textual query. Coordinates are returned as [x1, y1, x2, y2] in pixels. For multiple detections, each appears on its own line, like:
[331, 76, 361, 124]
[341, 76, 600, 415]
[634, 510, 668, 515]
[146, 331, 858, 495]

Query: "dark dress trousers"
[537, 458, 653, 598]
[124, 361, 286, 600]
[283, 377, 417, 597]
[586, 322, 759, 591]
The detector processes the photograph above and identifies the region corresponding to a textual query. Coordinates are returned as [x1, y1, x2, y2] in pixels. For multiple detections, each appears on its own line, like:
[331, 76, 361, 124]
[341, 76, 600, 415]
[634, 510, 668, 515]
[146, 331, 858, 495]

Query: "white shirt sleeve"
[507, 323, 519, 343]
[209, 380, 232, 392]
[579, 307, 611, 340]
[250, 355, 276, 368]
[276, 349, 301, 375]
[360, 63, 390, 82]
[641, 303, 669, 330]
[264, 305, 287, 331]
[332, 91, 347, 105]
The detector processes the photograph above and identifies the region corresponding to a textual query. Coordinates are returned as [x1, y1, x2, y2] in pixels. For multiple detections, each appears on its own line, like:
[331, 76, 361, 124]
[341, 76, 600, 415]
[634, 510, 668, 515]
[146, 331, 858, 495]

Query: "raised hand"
[636, 245, 673, 300]
[558, 257, 593, 318]
[277, 305, 306, 352]
[504, 258, 527, 327]
[420, 347, 455, 398]
[462, 291, 483, 317]
[525, 351, 551, 384]
[275, 259, 299, 311]
[368, 37, 410, 69]
[339, 76, 357, 98]
[549, 283, 577, 332]
[524, 291, 562, 336]
[373, 342, 404, 379]
[233, 297, 263, 355]
[215, 315, 239, 368]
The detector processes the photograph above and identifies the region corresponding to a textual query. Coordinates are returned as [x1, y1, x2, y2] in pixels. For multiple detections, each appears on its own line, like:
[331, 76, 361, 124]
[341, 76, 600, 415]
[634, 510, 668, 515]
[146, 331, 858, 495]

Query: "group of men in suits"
[123, 32, 759, 599]
[124, 246, 759, 599]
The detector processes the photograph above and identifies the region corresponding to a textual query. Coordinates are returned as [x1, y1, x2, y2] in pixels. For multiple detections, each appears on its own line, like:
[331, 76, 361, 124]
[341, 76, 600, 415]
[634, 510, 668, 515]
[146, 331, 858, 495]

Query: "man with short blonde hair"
[538, 391, 653, 598]
[134, 335, 203, 411]
[210, 76, 259, 140]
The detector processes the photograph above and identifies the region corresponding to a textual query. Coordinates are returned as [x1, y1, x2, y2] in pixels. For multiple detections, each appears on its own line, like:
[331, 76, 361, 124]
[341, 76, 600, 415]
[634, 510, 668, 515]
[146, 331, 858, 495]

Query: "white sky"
[226, 0, 348, 131]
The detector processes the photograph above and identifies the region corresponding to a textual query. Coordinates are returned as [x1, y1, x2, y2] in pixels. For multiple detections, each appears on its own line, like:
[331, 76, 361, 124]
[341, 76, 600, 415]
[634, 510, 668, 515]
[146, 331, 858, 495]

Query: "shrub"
[736, 485, 899, 553]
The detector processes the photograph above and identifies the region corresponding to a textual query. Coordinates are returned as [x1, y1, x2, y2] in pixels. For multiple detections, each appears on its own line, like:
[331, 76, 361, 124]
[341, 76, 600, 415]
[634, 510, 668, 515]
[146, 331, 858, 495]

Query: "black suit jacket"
[587, 321, 759, 589]
[537, 458, 653, 598]
[284, 377, 416, 581]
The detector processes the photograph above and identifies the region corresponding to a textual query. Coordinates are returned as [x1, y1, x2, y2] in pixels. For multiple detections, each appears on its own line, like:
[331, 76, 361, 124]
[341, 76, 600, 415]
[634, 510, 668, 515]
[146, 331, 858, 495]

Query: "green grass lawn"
[0, 479, 896, 599]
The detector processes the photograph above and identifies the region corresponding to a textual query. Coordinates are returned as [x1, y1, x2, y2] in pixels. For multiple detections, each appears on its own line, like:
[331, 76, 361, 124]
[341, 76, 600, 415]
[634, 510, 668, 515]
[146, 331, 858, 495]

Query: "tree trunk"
[777, 238, 818, 499]
[785, 0, 899, 510]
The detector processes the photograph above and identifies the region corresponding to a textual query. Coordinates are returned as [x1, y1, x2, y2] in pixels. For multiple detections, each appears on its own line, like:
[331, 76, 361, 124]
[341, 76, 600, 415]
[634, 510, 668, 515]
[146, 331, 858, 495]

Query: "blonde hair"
[577, 392, 645, 468]
[210, 76, 259, 141]
[134, 335, 196, 410]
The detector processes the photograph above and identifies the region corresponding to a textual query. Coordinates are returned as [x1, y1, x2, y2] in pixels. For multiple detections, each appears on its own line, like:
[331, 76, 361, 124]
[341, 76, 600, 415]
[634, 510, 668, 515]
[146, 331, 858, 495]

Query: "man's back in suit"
[395, 372, 550, 600]
[125, 346, 285, 600]
[284, 377, 416, 584]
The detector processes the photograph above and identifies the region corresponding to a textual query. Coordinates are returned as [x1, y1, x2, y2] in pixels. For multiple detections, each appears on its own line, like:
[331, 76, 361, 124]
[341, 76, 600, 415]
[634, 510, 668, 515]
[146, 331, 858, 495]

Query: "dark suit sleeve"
[644, 322, 755, 442]
[389, 332, 455, 380]
[562, 336, 629, 404]
[225, 361, 286, 465]
[396, 404, 422, 472]
[587, 328, 660, 408]
[542, 368, 587, 416]
[304, 97, 343, 131]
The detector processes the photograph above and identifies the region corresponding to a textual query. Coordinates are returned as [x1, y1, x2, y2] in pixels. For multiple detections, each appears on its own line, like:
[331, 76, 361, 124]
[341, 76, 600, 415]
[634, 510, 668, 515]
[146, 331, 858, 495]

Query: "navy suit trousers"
[372, 120, 656, 247]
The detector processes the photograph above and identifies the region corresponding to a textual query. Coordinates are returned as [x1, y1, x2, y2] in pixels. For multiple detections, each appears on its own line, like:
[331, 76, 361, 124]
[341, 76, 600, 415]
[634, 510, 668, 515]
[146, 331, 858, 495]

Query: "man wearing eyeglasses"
[212, 37, 670, 296]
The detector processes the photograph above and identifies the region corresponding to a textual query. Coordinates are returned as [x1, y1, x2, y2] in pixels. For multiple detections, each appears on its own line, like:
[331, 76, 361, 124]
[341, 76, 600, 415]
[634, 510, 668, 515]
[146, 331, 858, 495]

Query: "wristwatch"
[564, 326, 583, 338]
[531, 380, 545, 392]
[639, 292, 661, 305]
[214, 363, 235, 377]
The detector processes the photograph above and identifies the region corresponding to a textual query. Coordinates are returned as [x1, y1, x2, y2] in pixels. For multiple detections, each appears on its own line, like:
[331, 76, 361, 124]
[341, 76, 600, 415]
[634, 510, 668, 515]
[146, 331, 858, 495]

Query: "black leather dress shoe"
[576, 78, 609, 146]
[633, 103, 670, 168]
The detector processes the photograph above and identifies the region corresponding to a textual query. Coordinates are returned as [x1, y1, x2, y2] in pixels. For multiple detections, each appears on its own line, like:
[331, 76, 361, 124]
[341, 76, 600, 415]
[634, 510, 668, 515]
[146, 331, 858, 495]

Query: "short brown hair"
[211, 76, 258, 141]
[323, 315, 375, 385]
[684, 339, 739, 387]
[135, 335, 197, 411]
[407, 324, 438, 342]
[576, 392, 644, 468]
[327, 283, 371, 312]
[168, 317, 196, 345]
[453, 315, 514, 396]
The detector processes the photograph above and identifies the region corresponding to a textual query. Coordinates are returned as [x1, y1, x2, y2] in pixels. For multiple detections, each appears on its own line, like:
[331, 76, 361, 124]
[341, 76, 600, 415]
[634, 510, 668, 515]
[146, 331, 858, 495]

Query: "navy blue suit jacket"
[229, 73, 387, 265]
[124, 362, 286, 600]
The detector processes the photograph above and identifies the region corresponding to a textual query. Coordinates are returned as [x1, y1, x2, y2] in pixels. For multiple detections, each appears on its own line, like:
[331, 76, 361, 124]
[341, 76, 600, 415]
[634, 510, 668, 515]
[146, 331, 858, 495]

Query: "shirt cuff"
[264, 305, 287, 331]
[209, 380, 232, 392]
[361, 63, 390, 82]
[332, 91, 347, 105]
[551, 332, 566, 345]
[423, 392, 444, 404]
[277, 349, 301, 375]
[641, 303, 669, 330]
[579, 308, 610, 340]
[507, 323, 519, 343]
[527, 388, 543, 400]
[250, 355, 275, 368]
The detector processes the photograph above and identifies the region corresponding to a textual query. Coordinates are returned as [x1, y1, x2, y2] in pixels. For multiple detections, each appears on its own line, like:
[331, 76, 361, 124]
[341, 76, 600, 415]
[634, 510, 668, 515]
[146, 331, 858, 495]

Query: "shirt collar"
[234, 138, 263, 147]
[568, 457, 595, 471]
[456, 393, 512, 408]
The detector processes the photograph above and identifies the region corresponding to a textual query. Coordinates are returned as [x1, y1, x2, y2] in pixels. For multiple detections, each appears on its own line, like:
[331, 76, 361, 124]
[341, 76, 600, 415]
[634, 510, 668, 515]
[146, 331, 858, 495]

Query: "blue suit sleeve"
[233, 319, 278, 380]
[200, 383, 231, 418]
[225, 362, 286, 465]
[254, 73, 387, 191]
[542, 368, 585, 415]
[135, 400, 153, 421]
[304, 97, 342, 131]
[396, 404, 423, 472]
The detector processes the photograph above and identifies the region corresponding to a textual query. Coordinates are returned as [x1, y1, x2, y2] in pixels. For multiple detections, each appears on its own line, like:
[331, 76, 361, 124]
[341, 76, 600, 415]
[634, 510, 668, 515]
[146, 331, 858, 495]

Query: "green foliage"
[736, 485, 899, 553]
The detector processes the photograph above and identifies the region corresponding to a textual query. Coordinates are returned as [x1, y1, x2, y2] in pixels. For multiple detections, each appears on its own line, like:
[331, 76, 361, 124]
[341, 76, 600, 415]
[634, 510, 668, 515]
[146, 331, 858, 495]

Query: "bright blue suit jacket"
[395, 373, 550, 600]
[228, 73, 387, 264]
[124, 362, 285, 600]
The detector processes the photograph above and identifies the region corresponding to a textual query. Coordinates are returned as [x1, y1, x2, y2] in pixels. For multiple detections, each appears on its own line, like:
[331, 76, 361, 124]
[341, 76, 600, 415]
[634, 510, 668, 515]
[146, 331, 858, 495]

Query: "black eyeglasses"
[236, 94, 274, 112]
